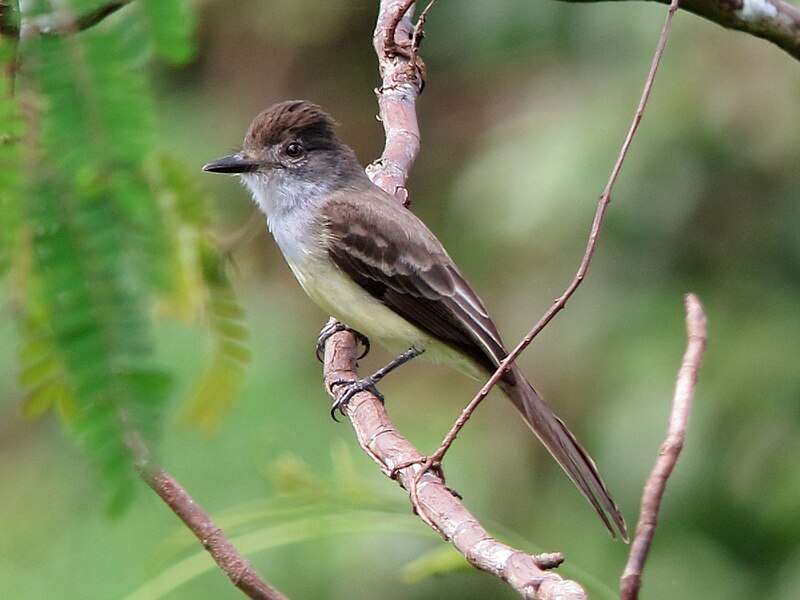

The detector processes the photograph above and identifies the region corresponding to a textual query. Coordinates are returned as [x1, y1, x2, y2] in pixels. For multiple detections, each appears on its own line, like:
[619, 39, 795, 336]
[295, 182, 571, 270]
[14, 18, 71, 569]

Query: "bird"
[203, 100, 627, 540]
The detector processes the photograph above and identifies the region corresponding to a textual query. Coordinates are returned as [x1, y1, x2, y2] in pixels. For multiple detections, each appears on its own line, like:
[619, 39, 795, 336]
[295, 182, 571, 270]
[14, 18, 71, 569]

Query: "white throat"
[240, 170, 330, 264]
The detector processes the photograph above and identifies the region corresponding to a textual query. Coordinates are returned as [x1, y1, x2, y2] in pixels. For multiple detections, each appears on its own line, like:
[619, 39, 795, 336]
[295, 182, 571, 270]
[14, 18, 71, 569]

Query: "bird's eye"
[285, 142, 305, 159]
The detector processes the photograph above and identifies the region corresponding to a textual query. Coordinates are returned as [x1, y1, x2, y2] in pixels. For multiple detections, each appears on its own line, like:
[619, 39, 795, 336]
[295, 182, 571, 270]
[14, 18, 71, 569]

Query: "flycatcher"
[204, 100, 627, 540]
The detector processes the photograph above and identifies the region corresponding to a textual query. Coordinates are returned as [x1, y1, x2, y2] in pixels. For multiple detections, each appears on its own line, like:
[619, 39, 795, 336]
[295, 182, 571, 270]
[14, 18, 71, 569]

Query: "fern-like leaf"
[26, 172, 170, 512]
[20, 5, 173, 509]
[144, 154, 250, 432]
[17, 302, 78, 422]
[9, 0, 243, 511]
[181, 252, 250, 433]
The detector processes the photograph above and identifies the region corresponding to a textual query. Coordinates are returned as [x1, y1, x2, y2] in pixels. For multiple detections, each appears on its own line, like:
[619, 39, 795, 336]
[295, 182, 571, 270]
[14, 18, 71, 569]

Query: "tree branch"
[317, 3, 592, 597]
[1, 0, 133, 39]
[125, 430, 289, 600]
[559, 0, 800, 62]
[620, 294, 708, 600]
[365, 0, 424, 205]
[322, 324, 588, 600]
[0, 0, 18, 38]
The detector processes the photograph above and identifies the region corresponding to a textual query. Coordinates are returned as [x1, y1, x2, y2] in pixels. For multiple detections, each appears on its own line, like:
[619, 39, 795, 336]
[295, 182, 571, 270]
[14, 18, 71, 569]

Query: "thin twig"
[619, 293, 707, 599]
[321, 2, 593, 597]
[383, 0, 416, 56]
[125, 430, 289, 600]
[411, 0, 438, 52]
[70, 0, 131, 33]
[426, 0, 682, 465]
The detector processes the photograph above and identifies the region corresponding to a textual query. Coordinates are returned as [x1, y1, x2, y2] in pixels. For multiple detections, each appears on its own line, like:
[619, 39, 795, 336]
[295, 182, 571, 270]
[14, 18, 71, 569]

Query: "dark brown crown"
[244, 100, 338, 150]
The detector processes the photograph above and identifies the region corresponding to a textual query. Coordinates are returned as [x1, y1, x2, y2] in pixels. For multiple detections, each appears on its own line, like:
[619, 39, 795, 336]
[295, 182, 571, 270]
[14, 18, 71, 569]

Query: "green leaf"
[139, 0, 196, 64]
[8, 0, 240, 515]
[17, 308, 78, 420]
[142, 154, 250, 431]
[0, 42, 24, 277]
[25, 172, 169, 511]
[22, 12, 174, 501]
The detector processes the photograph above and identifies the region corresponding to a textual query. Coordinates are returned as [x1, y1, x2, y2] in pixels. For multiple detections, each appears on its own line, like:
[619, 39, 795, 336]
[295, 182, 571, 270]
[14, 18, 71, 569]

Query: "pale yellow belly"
[287, 255, 483, 380]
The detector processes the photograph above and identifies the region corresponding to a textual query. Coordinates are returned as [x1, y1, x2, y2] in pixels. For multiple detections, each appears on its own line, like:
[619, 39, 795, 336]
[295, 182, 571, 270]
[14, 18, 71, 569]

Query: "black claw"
[316, 321, 370, 362]
[326, 347, 424, 421]
[329, 377, 385, 420]
[353, 331, 370, 360]
[316, 321, 341, 362]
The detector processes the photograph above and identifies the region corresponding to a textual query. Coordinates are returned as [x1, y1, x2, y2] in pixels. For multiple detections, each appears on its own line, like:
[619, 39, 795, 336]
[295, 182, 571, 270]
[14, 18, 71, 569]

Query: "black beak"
[202, 153, 260, 174]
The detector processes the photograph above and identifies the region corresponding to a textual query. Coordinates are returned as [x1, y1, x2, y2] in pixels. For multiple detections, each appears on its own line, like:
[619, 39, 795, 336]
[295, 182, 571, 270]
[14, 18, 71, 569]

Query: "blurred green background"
[2, 0, 800, 598]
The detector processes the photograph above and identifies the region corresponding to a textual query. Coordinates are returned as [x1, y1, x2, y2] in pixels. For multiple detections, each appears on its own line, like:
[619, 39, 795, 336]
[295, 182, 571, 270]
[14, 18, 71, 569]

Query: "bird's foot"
[328, 346, 424, 420]
[316, 320, 370, 363]
[329, 375, 385, 420]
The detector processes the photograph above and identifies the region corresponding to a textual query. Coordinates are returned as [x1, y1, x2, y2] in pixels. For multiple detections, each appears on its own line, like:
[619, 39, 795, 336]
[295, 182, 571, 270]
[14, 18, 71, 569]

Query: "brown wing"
[323, 188, 628, 540]
[322, 189, 507, 375]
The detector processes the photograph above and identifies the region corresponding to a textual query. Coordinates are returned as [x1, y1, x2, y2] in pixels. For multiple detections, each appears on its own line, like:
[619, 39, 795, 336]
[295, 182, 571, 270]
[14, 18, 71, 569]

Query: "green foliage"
[123, 448, 425, 600]
[3, 2, 800, 599]
[0, 42, 23, 276]
[144, 154, 250, 432]
[139, 0, 197, 64]
[2, 1, 247, 511]
[23, 168, 169, 512]
[17, 301, 77, 422]
[178, 264, 250, 433]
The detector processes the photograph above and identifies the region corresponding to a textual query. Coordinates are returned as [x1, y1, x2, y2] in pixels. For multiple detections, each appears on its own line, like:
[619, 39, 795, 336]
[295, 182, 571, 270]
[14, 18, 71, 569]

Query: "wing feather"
[322, 191, 507, 374]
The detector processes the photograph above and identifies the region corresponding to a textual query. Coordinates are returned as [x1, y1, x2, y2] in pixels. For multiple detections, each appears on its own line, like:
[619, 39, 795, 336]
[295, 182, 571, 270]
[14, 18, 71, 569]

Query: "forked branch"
[320, 2, 591, 598]
[322, 322, 589, 600]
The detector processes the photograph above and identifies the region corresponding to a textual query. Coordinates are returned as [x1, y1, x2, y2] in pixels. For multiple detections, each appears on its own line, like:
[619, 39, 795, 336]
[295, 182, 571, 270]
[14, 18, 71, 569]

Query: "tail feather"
[499, 367, 628, 541]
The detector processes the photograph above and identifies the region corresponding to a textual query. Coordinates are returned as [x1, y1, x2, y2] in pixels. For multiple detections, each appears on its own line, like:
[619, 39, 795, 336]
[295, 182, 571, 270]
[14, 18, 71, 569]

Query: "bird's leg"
[329, 346, 424, 420]
[316, 320, 370, 362]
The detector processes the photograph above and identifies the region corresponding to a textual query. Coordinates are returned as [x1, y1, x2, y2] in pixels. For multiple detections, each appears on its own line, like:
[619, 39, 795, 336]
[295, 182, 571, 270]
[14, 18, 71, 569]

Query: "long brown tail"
[499, 365, 628, 541]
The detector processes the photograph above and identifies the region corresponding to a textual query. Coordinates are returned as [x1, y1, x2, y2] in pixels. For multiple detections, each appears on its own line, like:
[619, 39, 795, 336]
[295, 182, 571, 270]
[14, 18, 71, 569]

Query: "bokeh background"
[2, 0, 800, 598]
